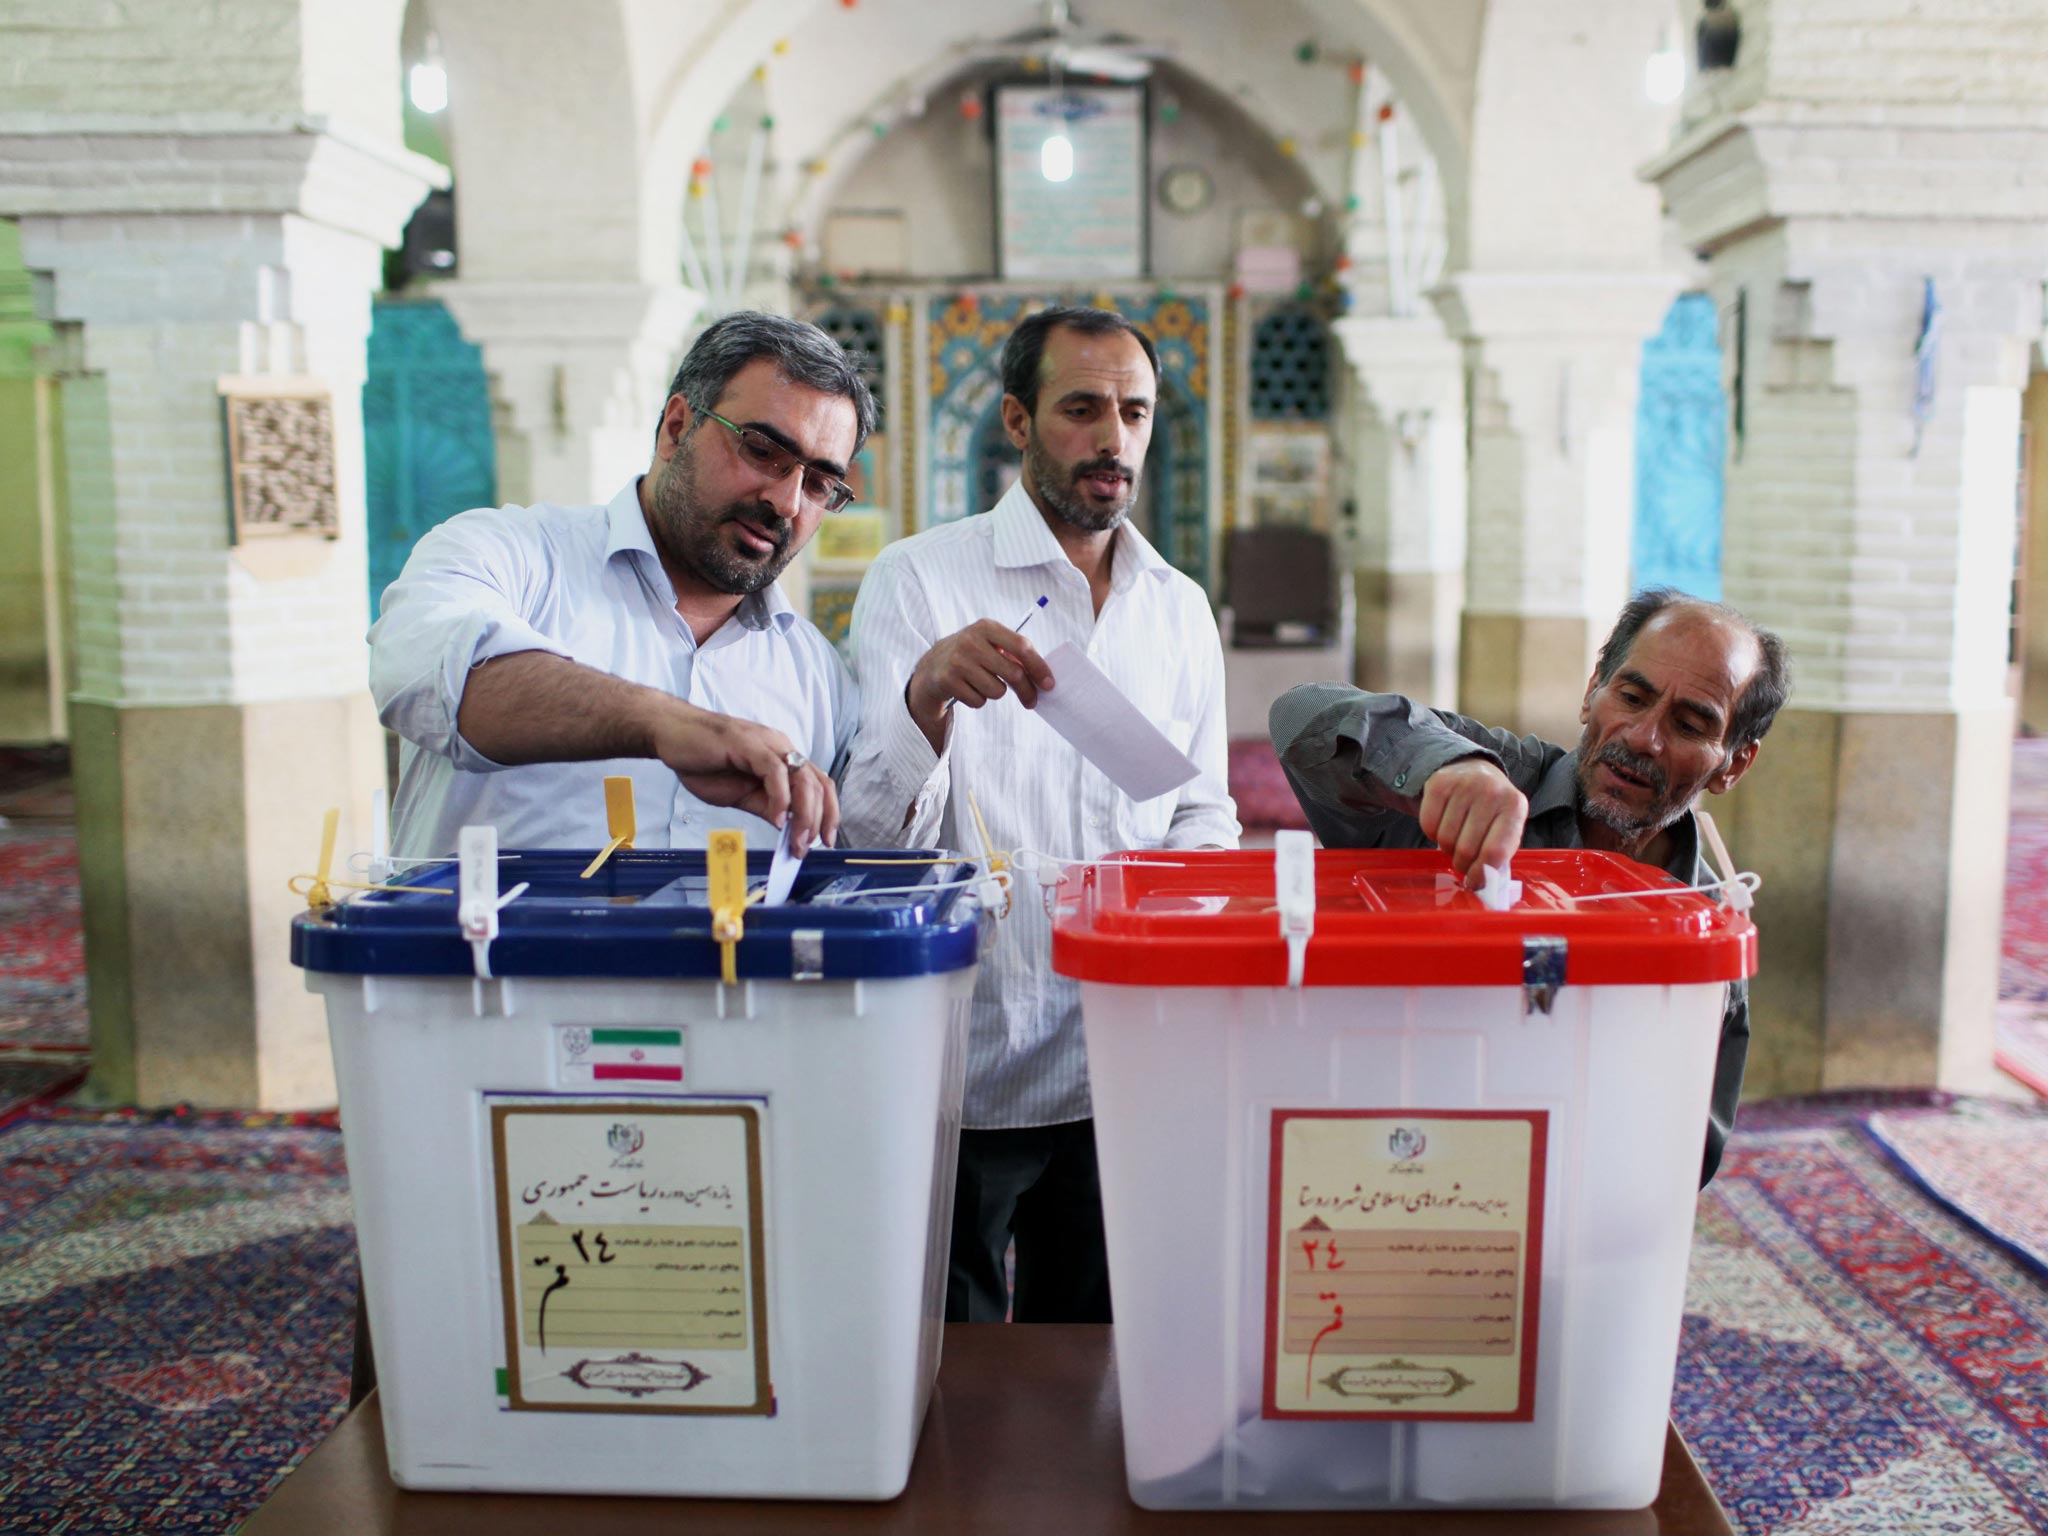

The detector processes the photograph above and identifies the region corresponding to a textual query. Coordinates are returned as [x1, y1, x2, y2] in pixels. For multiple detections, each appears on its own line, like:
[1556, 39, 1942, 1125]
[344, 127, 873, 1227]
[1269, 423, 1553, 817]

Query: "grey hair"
[1595, 586, 1792, 751]
[658, 311, 879, 453]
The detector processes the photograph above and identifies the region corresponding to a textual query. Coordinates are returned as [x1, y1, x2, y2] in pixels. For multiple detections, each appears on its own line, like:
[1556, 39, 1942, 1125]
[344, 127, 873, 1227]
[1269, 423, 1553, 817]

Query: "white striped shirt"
[839, 481, 1239, 1128]
[371, 481, 857, 861]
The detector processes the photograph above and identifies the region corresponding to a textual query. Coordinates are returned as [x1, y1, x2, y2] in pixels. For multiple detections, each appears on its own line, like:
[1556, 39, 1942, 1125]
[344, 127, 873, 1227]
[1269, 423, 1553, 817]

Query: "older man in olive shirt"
[1270, 588, 1789, 1185]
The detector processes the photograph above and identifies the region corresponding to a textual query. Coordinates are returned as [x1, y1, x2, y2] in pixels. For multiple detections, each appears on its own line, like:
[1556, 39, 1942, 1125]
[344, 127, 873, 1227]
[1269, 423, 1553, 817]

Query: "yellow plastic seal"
[579, 775, 638, 879]
[708, 828, 749, 985]
[303, 807, 341, 910]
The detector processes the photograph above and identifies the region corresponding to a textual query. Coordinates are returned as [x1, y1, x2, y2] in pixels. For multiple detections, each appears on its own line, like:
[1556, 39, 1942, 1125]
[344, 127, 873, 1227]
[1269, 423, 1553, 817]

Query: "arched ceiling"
[629, 0, 1484, 283]
[428, 0, 1680, 287]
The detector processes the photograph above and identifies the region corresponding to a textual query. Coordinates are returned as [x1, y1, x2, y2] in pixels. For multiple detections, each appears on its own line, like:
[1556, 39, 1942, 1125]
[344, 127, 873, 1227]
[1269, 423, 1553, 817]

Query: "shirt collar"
[987, 477, 1174, 593]
[608, 478, 799, 634]
[1546, 748, 1706, 884]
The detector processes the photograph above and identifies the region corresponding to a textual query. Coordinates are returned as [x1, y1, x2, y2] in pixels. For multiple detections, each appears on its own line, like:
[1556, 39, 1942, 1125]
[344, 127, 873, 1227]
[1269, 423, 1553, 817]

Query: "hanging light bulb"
[1644, 29, 1685, 103]
[409, 32, 449, 115]
[1041, 131, 1074, 182]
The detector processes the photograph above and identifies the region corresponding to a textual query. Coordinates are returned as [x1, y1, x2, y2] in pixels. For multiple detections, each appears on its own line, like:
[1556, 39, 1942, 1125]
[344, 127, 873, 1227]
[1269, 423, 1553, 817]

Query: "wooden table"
[240, 1325, 1731, 1534]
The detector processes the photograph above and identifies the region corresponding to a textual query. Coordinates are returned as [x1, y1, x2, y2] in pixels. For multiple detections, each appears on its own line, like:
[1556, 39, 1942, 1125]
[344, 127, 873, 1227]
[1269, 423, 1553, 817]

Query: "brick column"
[1648, 93, 2048, 1094]
[438, 281, 703, 507]
[2, 126, 441, 1107]
[1434, 273, 1680, 743]
[1331, 315, 1467, 707]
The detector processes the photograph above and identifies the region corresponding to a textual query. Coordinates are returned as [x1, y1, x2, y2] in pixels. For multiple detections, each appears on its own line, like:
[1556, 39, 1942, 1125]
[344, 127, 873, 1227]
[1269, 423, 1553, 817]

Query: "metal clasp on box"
[1522, 935, 1566, 1016]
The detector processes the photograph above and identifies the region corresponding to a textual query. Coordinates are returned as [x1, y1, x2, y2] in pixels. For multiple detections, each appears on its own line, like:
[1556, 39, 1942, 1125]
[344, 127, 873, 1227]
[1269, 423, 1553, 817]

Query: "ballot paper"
[1033, 641, 1200, 802]
[763, 817, 803, 905]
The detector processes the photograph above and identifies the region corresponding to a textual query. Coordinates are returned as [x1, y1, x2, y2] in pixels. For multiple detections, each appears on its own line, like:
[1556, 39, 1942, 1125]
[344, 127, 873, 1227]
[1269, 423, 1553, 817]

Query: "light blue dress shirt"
[370, 480, 857, 861]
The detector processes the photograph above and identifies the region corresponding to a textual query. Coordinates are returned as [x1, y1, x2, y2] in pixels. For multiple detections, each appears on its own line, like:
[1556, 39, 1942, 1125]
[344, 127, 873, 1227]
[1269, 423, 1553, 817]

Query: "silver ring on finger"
[782, 750, 807, 772]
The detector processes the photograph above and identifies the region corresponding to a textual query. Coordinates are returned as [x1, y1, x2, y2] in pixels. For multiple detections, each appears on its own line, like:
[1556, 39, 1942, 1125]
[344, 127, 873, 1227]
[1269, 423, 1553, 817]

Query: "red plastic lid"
[1051, 848, 1755, 988]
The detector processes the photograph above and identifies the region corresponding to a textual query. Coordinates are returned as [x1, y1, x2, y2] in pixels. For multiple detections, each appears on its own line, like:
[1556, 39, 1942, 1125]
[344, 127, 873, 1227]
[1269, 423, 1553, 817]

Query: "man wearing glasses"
[371, 311, 874, 864]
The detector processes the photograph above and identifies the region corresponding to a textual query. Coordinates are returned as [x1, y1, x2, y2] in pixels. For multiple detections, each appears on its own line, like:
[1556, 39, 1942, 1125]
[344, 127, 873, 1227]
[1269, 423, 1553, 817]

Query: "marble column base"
[1457, 612, 1593, 745]
[1710, 703, 2012, 1097]
[71, 691, 386, 1109]
[1353, 567, 1462, 710]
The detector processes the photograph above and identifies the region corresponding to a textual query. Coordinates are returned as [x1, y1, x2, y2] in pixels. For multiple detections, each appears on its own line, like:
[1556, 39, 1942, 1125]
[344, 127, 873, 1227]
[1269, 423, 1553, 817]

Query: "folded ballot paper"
[1032, 641, 1201, 802]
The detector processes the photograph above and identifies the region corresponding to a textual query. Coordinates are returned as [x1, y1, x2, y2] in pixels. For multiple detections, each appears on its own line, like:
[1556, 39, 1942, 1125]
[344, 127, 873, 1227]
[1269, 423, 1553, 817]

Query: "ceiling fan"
[990, 0, 1170, 83]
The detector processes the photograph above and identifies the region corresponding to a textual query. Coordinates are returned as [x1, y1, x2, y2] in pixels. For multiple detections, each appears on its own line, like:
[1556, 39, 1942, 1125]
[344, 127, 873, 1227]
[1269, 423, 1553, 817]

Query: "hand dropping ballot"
[1033, 641, 1200, 802]
[763, 816, 803, 905]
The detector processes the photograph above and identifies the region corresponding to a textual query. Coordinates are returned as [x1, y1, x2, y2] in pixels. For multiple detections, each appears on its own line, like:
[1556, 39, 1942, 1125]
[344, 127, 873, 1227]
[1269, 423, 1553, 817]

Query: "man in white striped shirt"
[841, 307, 1239, 1323]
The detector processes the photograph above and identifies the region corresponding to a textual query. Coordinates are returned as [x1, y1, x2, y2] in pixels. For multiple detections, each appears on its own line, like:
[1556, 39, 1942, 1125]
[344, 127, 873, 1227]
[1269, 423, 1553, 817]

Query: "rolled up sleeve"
[1269, 684, 1506, 832]
[839, 550, 954, 846]
[368, 510, 574, 773]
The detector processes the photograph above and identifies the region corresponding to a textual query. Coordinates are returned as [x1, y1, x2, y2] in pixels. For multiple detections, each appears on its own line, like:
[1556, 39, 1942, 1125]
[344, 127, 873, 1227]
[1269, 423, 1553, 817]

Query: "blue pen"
[1015, 595, 1049, 633]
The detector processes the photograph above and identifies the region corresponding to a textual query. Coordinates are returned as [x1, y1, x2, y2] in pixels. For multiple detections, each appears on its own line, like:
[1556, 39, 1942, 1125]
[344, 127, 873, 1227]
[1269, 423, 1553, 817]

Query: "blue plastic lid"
[290, 848, 983, 980]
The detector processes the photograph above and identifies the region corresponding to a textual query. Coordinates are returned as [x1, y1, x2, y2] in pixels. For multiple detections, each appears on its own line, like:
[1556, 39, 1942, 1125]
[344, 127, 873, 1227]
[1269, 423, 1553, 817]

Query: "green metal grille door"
[363, 299, 496, 617]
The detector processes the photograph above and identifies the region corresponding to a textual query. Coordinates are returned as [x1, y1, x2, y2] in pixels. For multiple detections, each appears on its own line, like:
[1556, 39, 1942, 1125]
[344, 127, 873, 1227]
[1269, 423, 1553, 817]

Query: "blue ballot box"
[292, 847, 984, 1500]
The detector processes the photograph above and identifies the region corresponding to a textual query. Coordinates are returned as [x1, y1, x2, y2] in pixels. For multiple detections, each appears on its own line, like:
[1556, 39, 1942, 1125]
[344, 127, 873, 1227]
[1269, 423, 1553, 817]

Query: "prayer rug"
[1675, 1104, 2048, 1534]
[1994, 999, 2048, 1100]
[1227, 736, 1311, 832]
[0, 1107, 355, 1536]
[0, 828, 89, 1056]
[1864, 1100, 2048, 1281]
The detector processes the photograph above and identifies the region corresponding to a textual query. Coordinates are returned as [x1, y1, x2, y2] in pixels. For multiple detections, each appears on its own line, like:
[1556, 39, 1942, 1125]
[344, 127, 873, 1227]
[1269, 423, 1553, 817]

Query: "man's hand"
[905, 620, 1056, 753]
[1418, 758, 1527, 886]
[456, 652, 838, 855]
[647, 703, 839, 856]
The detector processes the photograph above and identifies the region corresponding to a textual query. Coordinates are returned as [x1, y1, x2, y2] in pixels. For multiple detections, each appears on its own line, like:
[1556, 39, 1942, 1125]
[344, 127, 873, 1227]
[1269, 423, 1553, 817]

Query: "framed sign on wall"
[218, 378, 341, 542]
[995, 84, 1146, 280]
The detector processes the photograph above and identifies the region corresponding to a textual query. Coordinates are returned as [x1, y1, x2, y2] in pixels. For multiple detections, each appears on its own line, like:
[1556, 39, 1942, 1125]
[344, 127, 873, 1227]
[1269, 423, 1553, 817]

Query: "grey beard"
[1576, 782, 1677, 839]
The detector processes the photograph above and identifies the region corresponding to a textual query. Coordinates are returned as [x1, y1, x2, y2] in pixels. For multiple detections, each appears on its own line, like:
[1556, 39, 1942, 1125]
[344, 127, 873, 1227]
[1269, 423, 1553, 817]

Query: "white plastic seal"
[458, 824, 500, 979]
[457, 824, 528, 983]
[1477, 861, 1522, 912]
[1696, 811, 1753, 913]
[1273, 829, 1317, 988]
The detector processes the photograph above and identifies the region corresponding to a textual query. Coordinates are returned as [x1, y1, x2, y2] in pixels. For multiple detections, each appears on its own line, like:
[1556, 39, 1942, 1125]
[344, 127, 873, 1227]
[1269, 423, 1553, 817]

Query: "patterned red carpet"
[1865, 1099, 2048, 1279]
[0, 1107, 354, 1535]
[1675, 1095, 2048, 1534]
[0, 828, 89, 1057]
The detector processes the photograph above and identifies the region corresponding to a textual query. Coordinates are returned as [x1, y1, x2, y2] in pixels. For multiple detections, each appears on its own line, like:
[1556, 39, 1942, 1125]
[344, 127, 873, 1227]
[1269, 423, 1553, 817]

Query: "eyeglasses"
[700, 410, 857, 513]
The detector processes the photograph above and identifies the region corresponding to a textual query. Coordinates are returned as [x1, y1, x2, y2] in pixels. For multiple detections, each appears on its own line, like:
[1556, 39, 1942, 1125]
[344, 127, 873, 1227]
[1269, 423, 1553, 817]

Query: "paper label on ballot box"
[1263, 1108, 1546, 1421]
[489, 1096, 771, 1414]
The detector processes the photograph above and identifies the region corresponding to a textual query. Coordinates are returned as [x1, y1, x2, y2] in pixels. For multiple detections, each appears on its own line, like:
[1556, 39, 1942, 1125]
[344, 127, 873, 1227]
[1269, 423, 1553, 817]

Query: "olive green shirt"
[1270, 682, 1749, 1187]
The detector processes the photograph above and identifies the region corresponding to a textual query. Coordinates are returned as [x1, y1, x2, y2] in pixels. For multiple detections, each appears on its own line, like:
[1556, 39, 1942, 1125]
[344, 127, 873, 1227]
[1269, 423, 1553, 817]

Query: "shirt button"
[1394, 772, 1408, 788]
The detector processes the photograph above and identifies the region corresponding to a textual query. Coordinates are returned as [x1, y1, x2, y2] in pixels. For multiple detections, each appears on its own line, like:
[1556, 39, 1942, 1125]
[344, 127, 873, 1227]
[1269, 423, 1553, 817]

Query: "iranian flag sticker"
[554, 1025, 684, 1086]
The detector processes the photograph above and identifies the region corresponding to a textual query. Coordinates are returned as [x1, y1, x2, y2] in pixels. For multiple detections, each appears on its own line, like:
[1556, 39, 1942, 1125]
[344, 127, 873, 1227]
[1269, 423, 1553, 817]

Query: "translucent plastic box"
[1054, 846, 1753, 1511]
[292, 847, 982, 1500]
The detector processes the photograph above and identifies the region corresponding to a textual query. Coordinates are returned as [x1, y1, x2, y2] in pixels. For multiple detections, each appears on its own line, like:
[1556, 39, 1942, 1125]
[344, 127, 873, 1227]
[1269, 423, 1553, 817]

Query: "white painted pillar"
[0, 0, 442, 1109]
[438, 282, 705, 508]
[1434, 273, 1679, 742]
[1647, 20, 2048, 1095]
[1332, 314, 1467, 706]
